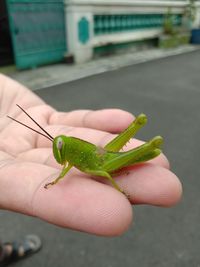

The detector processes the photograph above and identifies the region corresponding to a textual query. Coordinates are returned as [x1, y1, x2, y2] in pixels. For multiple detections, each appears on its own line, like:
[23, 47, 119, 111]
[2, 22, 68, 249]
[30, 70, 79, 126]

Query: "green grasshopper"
[8, 105, 163, 196]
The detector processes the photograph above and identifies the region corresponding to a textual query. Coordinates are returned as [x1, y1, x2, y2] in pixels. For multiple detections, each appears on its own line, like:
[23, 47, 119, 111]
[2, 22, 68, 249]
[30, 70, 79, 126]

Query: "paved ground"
[0, 49, 200, 267]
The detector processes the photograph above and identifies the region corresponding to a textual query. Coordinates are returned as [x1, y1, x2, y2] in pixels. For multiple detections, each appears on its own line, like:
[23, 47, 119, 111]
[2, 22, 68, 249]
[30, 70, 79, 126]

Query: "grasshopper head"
[53, 135, 68, 165]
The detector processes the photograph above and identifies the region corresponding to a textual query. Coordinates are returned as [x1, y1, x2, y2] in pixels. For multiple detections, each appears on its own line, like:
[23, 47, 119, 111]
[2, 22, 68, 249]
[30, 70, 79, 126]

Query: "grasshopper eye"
[56, 137, 63, 150]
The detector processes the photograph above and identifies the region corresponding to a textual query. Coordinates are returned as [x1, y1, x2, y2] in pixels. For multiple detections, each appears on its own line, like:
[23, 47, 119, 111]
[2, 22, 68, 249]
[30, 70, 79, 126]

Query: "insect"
[8, 105, 163, 197]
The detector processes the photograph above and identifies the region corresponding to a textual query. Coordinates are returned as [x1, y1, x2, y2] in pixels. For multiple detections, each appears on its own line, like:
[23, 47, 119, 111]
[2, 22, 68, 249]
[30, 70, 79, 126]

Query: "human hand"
[0, 74, 182, 236]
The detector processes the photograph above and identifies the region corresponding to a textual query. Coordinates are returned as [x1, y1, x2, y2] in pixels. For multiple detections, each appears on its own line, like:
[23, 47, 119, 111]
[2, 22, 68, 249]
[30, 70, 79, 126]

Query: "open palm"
[0, 74, 182, 236]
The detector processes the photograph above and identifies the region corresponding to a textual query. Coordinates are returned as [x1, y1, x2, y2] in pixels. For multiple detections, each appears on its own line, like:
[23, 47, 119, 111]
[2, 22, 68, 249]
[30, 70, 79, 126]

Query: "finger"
[107, 163, 182, 206]
[16, 147, 176, 207]
[17, 148, 177, 207]
[49, 109, 134, 133]
[0, 161, 132, 236]
[17, 148, 59, 169]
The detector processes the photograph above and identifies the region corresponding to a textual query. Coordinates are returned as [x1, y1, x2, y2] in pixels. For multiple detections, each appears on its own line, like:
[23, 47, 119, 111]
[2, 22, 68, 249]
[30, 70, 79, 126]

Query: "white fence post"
[64, 1, 93, 63]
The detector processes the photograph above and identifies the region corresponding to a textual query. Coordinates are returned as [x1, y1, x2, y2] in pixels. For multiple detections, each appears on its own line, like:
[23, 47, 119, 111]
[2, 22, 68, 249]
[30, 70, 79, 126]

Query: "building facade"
[1, 0, 200, 68]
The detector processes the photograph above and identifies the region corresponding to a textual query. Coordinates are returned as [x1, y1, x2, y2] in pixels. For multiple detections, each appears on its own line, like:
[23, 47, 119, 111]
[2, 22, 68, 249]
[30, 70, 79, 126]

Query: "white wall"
[64, 0, 198, 63]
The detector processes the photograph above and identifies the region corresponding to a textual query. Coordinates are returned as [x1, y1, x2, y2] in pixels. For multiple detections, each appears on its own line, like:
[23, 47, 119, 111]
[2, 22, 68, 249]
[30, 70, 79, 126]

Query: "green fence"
[94, 14, 182, 35]
[7, 0, 67, 69]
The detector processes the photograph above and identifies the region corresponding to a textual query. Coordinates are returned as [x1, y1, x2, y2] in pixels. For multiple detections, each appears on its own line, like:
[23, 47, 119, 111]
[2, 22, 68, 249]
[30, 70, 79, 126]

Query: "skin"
[0, 74, 182, 236]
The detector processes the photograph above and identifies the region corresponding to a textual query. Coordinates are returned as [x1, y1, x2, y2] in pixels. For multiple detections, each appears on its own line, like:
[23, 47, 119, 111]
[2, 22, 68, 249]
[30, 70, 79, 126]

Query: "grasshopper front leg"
[44, 162, 73, 189]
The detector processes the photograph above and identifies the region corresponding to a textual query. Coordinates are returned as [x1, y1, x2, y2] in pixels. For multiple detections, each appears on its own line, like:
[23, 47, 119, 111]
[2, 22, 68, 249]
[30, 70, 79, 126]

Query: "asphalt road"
[1, 50, 200, 267]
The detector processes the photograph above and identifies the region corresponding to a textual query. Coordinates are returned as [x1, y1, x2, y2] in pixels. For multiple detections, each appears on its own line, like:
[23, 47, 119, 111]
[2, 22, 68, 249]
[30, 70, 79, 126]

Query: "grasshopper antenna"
[16, 104, 54, 140]
[7, 104, 54, 142]
[7, 115, 53, 142]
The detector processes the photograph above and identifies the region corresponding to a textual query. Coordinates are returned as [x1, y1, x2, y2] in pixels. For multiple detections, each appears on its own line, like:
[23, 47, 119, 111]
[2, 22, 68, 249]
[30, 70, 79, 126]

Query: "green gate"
[7, 0, 67, 69]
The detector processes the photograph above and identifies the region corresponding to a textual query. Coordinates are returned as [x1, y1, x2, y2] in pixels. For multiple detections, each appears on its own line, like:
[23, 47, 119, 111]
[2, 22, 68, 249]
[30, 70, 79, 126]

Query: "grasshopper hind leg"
[104, 114, 147, 152]
[85, 169, 128, 197]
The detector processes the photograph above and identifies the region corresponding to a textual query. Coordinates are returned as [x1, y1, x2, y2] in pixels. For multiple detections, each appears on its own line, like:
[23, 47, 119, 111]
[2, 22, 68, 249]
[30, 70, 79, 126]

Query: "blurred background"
[1, 0, 200, 69]
[0, 0, 200, 266]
